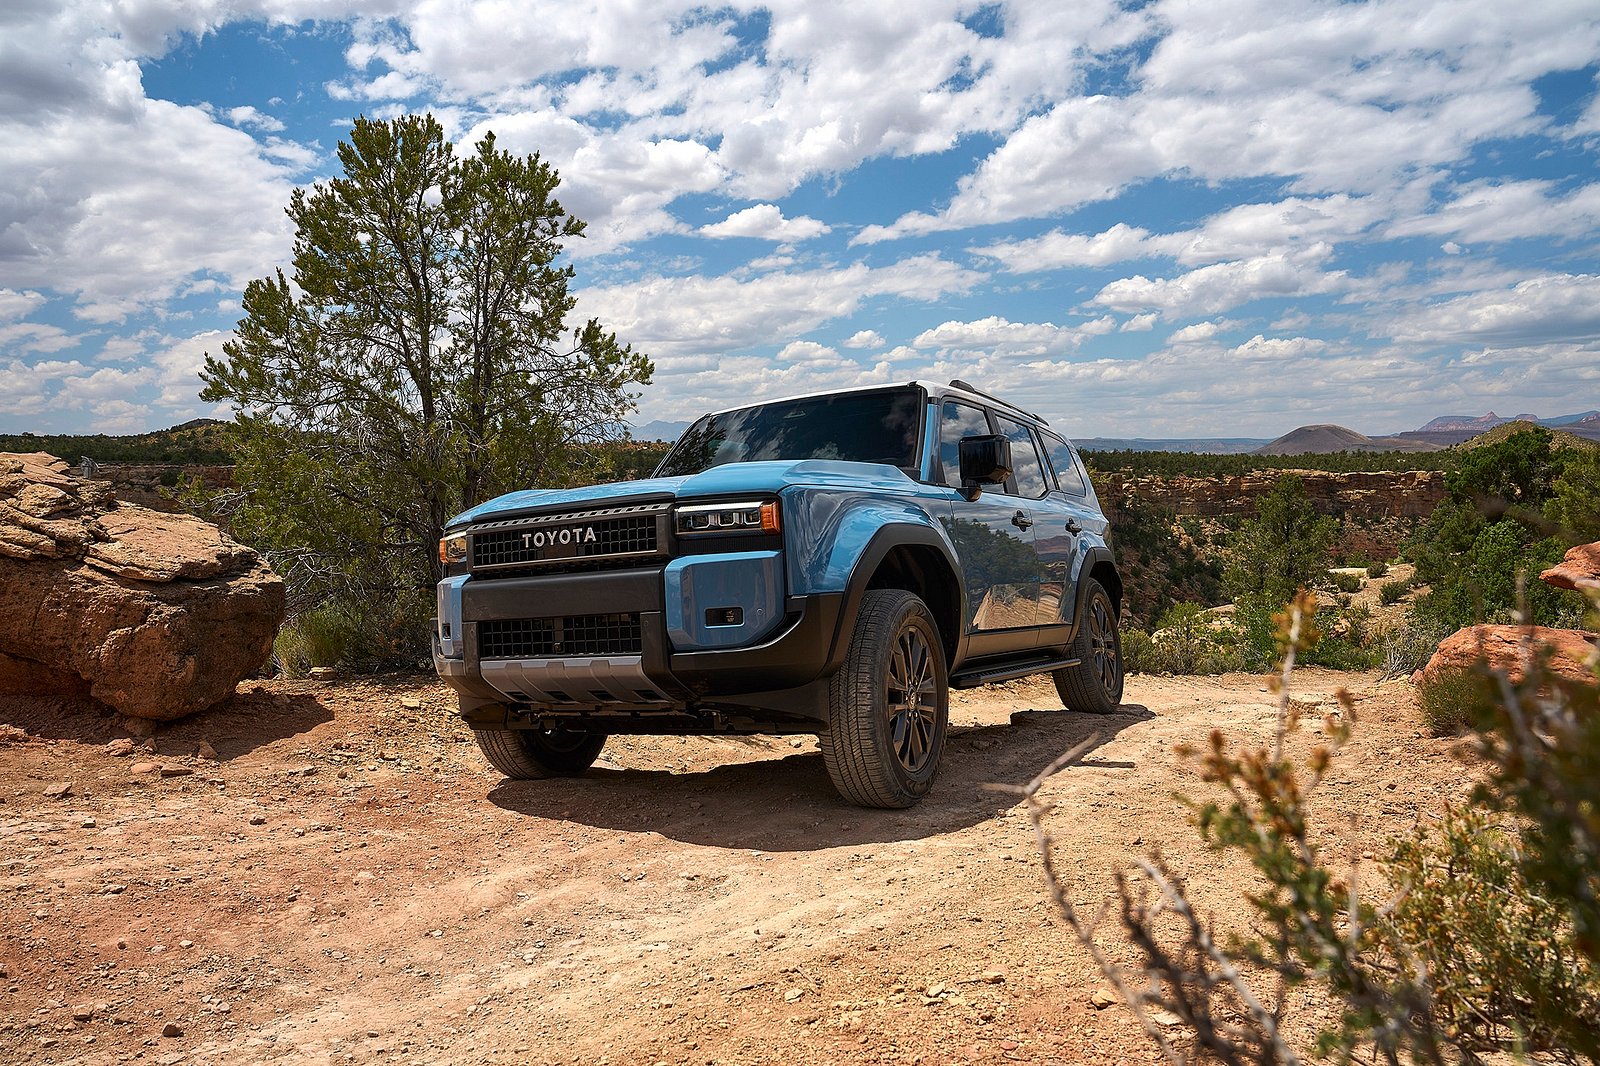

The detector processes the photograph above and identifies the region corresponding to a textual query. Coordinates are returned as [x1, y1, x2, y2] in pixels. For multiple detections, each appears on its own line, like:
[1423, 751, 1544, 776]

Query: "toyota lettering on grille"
[522, 526, 598, 552]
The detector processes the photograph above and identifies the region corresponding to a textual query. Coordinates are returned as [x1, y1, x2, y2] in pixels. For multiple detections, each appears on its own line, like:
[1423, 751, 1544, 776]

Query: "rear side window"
[994, 417, 1049, 499]
[1044, 436, 1087, 496]
[938, 402, 991, 488]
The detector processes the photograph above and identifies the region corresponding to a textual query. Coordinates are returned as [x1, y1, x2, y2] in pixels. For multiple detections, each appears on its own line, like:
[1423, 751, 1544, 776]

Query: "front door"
[936, 400, 1040, 656]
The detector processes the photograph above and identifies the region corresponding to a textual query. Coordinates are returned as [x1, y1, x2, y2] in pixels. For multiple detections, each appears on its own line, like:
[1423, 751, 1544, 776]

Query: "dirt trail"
[1, 668, 1464, 1065]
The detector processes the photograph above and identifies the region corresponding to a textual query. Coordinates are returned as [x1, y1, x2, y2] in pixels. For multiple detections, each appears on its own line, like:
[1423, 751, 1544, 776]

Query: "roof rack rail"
[946, 379, 1050, 426]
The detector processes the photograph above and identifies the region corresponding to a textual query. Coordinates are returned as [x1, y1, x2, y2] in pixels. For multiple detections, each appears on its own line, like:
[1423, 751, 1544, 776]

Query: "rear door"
[1035, 433, 1107, 643]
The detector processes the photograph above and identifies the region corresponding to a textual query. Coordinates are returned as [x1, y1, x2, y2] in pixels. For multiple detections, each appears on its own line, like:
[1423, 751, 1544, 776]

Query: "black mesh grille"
[473, 512, 659, 571]
[478, 614, 643, 659]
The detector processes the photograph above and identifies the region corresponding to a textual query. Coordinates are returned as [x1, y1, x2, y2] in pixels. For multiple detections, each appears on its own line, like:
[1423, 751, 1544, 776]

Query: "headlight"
[438, 534, 469, 564]
[674, 500, 780, 536]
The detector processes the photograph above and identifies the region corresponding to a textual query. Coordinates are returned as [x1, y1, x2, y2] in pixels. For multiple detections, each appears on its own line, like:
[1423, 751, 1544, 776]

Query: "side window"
[939, 402, 991, 488]
[1044, 436, 1087, 496]
[994, 417, 1048, 499]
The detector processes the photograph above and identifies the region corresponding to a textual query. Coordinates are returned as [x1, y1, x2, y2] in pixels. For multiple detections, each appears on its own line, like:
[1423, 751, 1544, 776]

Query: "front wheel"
[821, 589, 949, 808]
[474, 726, 607, 778]
[1053, 578, 1124, 714]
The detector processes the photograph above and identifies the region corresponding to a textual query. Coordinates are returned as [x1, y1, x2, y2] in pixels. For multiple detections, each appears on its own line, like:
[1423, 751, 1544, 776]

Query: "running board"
[949, 656, 1080, 690]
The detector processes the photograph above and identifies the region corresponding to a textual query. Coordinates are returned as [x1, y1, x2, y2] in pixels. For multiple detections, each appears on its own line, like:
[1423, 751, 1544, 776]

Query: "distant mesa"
[1253, 424, 1442, 456]
[1402, 409, 1600, 446]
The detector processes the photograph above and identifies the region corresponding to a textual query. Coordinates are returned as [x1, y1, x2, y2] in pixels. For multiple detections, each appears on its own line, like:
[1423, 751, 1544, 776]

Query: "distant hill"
[1253, 424, 1443, 455]
[1457, 420, 1600, 452]
[0, 420, 233, 465]
[632, 419, 689, 442]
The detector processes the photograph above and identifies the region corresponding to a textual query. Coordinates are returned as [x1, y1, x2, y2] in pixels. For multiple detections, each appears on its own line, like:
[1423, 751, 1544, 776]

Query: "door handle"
[1011, 510, 1033, 530]
[1065, 518, 1083, 534]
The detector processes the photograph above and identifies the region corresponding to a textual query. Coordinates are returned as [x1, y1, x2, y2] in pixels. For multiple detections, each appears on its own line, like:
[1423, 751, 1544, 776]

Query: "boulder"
[1540, 541, 1600, 594]
[1418, 624, 1598, 688]
[0, 452, 284, 720]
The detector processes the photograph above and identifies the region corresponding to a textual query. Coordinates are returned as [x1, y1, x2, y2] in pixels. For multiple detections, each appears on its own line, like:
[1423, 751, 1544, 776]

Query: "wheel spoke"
[885, 622, 940, 774]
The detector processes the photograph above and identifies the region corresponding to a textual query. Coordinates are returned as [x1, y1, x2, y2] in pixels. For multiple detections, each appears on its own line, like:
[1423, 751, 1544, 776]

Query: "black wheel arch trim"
[827, 523, 969, 677]
[1068, 546, 1121, 642]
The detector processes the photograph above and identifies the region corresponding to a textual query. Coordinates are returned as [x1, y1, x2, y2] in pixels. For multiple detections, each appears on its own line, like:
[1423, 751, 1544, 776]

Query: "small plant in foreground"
[1379, 578, 1409, 606]
[1012, 588, 1600, 1064]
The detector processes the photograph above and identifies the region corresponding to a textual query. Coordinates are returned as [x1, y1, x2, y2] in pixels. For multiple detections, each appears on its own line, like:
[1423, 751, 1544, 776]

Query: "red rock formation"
[1540, 541, 1600, 594]
[0, 453, 284, 720]
[1418, 624, 1597, 687]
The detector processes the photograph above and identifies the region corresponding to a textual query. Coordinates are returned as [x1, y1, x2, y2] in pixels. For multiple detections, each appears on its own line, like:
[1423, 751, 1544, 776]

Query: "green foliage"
[1548, 448, 1600, 543]
[199, 114, 651, 651]
[1378, 611, 1451, 678]
[0, 424, 232, 464]
[1333, 572, 1363, 593]
[1101, 495, 1223, 624]
[1120, 627, 1161, 675]
[1385, 806, 1600, 1057]
[1223, 474, 1340, 606]
[1414, 667, 1492, 735]
[1407, 428, 1590, 631]
[272, 591, 434, 677]
[1138, 602, 1243, 674]
[1378, 579, 1408, 606]
[1084, 449, 1457, 477]
[1055, 596, 1600, 1065]
[1366, 561, 1389, 578]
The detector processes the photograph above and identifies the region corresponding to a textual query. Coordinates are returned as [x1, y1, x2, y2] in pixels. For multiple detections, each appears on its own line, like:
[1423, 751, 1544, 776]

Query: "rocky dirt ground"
[0, 668, 1468, 1066]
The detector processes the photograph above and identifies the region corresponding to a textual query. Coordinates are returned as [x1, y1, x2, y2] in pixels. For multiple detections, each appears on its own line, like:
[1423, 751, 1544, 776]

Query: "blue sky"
[3, 1, 1599, 439]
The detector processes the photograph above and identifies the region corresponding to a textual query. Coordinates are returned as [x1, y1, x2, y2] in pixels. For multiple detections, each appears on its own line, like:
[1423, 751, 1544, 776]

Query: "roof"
[694, 379, 1053, 430]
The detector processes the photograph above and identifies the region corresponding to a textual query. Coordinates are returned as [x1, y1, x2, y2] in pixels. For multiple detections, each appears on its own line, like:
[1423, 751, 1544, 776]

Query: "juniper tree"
[201, 114, 651, 616]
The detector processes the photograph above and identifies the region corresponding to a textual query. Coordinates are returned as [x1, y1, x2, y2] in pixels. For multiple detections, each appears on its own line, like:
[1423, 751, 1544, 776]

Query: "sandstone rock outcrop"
[1540, 541, 1600, 594]
[1418, 624, 1598, 687]
[0, 452, 284, 720]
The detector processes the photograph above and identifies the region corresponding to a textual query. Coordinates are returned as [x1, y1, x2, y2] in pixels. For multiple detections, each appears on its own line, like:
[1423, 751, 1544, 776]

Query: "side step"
[949, 655, 1080, 690]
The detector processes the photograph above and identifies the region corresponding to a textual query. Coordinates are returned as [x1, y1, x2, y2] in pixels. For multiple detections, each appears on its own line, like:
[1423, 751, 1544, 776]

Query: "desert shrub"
[271, 589, 433, 677]
[1121, 628, 1162, 674]
[1379, 578, 1409, 605]
[273, 603, 360, 677]
[1367, 561, 1389, 578]
[1021, 592, 1600, 1064]
[1414, 668, 1491, 735]
[1147, 602, 1244, 675]
[1377, 612, 1451, 678]
[1332, 572, 1363, 593]
[1386, 805, 1600, 1056]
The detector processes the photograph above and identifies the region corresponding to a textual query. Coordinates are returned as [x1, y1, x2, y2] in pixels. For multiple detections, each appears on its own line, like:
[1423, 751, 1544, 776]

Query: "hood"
[447, 459, 917, 527]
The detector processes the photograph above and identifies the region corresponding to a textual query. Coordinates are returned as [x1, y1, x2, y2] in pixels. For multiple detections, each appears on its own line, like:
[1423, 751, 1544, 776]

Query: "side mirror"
[957, 434, 1012, 501]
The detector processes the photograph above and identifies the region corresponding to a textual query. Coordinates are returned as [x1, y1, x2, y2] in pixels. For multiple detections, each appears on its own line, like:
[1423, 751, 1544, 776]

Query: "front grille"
[479, 614, 643, 659]
[470, 504, 665, 575]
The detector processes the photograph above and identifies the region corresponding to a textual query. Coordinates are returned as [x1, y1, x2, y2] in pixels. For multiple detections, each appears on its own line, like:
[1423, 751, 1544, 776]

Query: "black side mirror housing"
[957, 434, 1012, 501]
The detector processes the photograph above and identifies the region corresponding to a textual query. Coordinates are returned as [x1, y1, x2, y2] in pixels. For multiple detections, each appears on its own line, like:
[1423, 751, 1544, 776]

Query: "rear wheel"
[1053, 578, 1123, 714]
[474, 726, 607, 778]
[821, 589, 948, 808]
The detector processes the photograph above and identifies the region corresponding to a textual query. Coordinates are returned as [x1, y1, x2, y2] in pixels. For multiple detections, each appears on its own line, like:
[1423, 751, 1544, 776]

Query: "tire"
[1053, 578, 1124, 715]
[820, 589, 949, 808]
[473, 726, 607, 779]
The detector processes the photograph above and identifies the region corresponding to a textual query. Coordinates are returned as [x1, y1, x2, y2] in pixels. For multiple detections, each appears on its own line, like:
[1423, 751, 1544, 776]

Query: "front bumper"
[432, 562, 847, 728]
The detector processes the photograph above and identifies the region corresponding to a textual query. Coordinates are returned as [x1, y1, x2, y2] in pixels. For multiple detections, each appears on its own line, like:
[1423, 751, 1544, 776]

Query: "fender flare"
[1067, 545, 1120, 642]
[821, 523, 968, 676]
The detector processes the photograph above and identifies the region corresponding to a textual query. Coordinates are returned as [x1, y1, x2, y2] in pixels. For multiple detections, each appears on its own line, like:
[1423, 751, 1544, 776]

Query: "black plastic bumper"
[437, 566, 848, 725]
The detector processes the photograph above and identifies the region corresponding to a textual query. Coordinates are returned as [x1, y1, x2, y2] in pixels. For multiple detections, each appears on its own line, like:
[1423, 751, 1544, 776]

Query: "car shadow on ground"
[486, 703, 1155, 851]
[0, 686, 335, 759]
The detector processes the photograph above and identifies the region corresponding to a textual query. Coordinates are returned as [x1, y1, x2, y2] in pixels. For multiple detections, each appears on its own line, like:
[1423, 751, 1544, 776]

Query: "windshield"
[655, 386, 925, 477]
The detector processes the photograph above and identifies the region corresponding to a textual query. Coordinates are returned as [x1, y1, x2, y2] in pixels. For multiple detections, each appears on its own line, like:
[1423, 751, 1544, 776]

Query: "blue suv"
[433, 380, 1123, 807]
